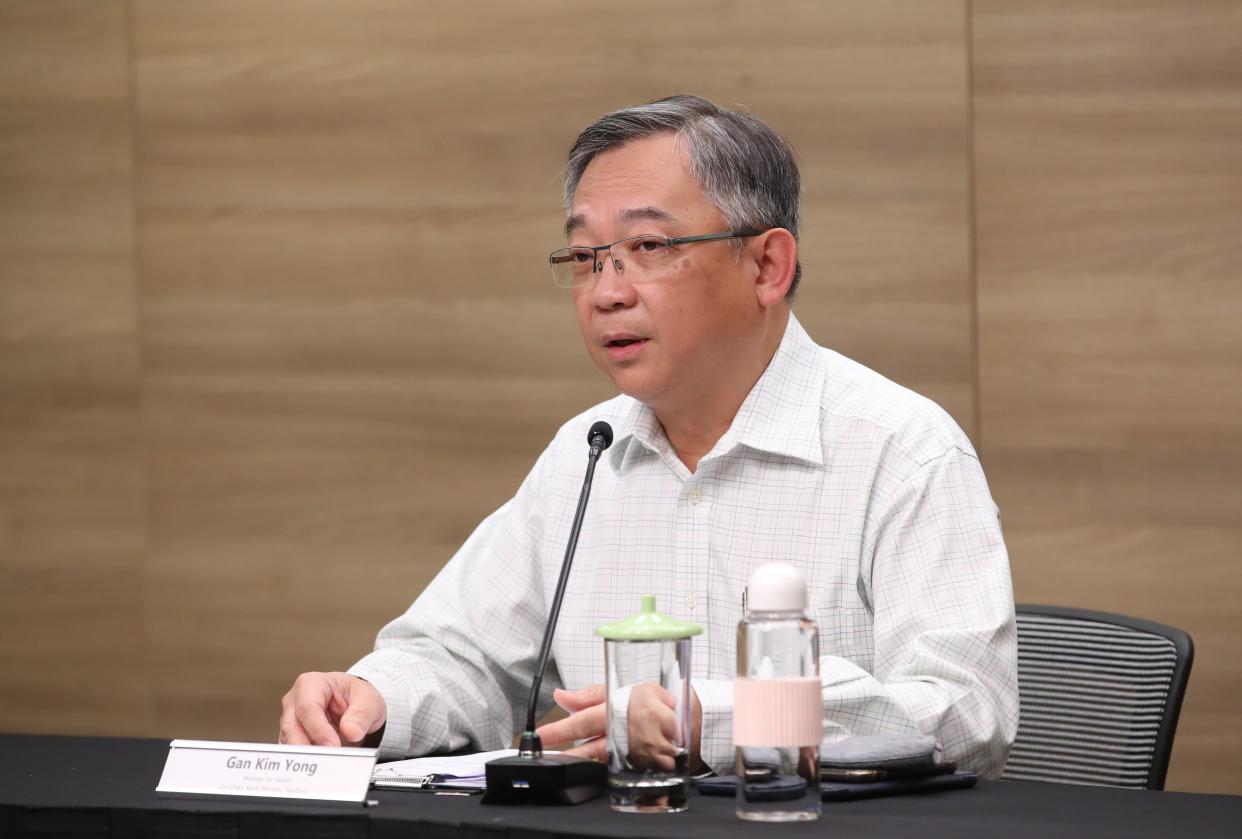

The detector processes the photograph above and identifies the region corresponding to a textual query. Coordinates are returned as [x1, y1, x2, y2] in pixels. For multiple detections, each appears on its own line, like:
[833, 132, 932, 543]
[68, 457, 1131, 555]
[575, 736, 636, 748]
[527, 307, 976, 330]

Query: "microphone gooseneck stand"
[481, 421, 613, 805]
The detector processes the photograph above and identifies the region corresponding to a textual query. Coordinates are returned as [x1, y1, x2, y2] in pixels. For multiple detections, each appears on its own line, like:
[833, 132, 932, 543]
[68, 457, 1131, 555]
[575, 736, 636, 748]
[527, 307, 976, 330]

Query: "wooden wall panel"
[0, 1, 149, 733]
[973, 0, 1242, 793]
[12, 0, 1239, 798]
[130, 0, 973, 741]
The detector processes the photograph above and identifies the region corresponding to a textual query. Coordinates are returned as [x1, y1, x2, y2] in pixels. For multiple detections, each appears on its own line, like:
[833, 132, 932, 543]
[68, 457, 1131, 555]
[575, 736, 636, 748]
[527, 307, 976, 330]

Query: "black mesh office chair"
[1001, 604, 1193, 790]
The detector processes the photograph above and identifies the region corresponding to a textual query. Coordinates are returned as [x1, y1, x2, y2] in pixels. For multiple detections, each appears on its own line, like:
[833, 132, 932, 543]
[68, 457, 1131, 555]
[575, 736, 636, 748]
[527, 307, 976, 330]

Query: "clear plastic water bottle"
[734, 562, 821, 821]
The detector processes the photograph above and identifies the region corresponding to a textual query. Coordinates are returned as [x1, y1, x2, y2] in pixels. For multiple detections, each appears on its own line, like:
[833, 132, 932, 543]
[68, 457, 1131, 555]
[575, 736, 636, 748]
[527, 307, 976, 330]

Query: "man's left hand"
[535, 683, 703, 769]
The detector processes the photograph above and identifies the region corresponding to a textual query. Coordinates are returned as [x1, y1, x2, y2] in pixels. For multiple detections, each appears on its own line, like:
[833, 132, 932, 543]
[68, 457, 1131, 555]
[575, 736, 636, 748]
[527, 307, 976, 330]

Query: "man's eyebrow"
[620, 206, 678, 227]
[564, 206, 679, 239]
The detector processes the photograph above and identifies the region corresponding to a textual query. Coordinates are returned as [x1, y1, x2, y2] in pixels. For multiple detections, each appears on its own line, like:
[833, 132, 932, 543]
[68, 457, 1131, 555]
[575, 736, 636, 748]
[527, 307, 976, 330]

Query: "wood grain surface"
[1, 0, 1236, 793]
[973, 0, 1242, 793]
[0, 1, 150, 734]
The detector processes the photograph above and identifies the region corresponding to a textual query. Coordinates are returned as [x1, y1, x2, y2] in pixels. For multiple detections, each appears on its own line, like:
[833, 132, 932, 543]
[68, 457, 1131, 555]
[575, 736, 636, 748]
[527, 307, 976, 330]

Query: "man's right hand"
[279, 671, 387, 748]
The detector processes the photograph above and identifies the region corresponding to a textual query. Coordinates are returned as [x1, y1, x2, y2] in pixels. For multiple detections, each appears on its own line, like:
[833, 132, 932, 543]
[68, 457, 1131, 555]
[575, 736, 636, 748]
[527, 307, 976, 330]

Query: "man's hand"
[536, 684, 609, 760]
[279, 671, 386, 748]
[535, 683, 703, 770]
[621, 682, 680, 772]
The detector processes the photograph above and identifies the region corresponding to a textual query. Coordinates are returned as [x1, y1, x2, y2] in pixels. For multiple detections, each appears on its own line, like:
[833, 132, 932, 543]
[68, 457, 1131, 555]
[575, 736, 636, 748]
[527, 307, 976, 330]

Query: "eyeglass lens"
[550, 236, 673, 288]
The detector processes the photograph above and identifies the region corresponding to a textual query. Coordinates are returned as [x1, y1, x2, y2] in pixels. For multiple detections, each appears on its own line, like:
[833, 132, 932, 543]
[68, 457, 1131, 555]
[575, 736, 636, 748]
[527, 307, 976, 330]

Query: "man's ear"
[752, 228, 798, 307]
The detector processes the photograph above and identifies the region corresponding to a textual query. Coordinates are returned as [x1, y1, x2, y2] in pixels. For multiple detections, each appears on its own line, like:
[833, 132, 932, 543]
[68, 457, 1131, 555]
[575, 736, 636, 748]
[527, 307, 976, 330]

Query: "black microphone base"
[481, 753, 608, 806]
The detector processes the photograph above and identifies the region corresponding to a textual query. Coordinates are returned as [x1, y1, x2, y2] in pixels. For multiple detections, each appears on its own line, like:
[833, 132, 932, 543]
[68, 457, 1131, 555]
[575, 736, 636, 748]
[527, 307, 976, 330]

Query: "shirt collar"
[608, 394, 667, 475]
[608, 314, 827, 475]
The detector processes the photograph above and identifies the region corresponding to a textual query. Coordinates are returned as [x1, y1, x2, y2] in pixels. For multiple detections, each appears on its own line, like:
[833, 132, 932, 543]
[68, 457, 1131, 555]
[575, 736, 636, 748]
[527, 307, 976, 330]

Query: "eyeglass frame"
[548, 229, 767, 288]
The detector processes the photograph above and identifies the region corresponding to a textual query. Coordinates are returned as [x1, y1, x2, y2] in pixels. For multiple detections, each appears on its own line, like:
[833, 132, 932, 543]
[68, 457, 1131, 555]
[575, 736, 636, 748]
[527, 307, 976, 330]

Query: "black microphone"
[482, 421, 613, 806]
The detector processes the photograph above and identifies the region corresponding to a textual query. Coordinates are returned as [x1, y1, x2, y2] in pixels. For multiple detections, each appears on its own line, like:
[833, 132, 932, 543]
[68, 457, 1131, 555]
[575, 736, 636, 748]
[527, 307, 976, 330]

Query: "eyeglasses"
[549, 229, 765, 289]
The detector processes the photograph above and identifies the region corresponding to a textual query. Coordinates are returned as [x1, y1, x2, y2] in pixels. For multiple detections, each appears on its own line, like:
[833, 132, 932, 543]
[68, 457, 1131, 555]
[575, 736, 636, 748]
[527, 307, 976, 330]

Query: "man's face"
[568, 133, 762, 414]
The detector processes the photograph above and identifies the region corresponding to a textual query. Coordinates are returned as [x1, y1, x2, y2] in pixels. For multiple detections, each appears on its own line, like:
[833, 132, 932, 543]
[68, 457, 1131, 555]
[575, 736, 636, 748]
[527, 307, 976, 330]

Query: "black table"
[2, 734, 1239, 838]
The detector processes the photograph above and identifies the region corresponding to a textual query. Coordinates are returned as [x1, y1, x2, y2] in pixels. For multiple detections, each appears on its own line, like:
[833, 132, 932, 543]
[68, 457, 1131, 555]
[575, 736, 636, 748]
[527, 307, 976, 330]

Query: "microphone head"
[588, 421, 614, 451]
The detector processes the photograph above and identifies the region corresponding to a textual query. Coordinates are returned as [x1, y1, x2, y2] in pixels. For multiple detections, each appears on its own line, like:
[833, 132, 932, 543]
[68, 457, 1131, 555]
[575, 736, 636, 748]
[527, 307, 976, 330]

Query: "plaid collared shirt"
[351, 315, 1019, 776]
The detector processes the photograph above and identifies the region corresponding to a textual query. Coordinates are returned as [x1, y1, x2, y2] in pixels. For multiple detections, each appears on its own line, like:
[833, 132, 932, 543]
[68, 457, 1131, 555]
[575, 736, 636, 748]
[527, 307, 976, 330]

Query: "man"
[279, 95, 1019, 776]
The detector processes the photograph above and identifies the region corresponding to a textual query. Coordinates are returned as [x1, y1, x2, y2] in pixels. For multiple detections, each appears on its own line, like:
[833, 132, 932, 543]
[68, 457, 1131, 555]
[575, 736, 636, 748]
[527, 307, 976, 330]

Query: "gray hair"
[564, 94, 802, 297]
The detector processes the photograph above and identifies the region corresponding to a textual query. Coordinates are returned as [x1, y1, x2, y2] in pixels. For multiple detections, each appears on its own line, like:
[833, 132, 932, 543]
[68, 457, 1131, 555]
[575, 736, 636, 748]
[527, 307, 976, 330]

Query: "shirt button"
[688, 487, 702, 505]
[685, 592, 699, 610]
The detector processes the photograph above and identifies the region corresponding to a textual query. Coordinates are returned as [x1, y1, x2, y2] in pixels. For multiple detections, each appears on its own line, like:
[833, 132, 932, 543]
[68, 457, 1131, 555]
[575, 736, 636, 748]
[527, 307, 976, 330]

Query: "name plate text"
[156, 739, 377, 804]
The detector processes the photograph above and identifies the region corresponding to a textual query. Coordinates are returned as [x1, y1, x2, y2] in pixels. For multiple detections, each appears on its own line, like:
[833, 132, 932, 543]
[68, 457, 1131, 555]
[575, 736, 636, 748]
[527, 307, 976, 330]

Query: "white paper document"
[371, 748, 521, 789]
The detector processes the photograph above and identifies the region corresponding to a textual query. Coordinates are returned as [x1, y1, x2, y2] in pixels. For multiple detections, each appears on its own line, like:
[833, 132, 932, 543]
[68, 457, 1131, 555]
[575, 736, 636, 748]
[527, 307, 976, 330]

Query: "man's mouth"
[602, 335, 649, 360]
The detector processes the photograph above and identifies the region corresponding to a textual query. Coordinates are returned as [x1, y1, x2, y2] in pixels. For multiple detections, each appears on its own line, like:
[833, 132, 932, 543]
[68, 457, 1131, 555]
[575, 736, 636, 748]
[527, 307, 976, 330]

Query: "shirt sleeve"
[347, 450, 556, 760]
[696, 446, 1019, 778]
[850, 446, 1019, 777]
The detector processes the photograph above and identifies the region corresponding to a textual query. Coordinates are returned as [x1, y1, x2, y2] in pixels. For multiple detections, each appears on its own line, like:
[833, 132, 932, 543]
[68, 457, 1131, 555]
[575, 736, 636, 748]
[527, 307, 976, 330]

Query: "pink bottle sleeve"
[733, 676, 822, 748]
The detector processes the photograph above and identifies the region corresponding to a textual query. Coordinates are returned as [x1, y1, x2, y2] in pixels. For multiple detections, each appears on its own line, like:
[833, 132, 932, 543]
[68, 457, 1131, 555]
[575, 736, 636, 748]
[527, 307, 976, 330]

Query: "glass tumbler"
[596, 595, 702, 813]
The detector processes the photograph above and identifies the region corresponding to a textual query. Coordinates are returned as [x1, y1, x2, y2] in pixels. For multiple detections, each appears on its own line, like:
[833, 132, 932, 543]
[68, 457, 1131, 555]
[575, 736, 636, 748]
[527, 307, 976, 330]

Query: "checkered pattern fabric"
[350, 315, 1019, 777]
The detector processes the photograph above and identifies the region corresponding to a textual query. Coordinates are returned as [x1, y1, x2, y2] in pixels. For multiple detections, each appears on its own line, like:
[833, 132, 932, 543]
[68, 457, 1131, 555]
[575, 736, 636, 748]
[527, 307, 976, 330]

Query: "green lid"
[595, 594, 703, 641]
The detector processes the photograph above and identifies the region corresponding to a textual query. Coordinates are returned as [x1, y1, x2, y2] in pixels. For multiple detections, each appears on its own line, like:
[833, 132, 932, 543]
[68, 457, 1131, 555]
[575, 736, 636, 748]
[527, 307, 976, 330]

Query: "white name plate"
[156, 739, 378, 804]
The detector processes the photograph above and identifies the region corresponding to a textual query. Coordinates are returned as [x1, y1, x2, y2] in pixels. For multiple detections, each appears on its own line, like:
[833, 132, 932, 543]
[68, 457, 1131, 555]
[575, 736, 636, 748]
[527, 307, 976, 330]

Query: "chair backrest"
[1001, 604, 1193, 790]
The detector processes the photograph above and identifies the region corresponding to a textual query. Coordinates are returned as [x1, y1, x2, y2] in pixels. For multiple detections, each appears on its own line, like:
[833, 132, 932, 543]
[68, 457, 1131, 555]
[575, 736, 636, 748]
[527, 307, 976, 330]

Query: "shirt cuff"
[818, 655, 879, 742]
[694, 678, 735, 775]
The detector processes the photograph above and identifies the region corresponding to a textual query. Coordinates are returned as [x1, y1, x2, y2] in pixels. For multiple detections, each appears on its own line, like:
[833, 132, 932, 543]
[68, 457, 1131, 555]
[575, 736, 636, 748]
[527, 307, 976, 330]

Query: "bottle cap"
[746, 562, 808, 612]
[595, 594, 703, 641]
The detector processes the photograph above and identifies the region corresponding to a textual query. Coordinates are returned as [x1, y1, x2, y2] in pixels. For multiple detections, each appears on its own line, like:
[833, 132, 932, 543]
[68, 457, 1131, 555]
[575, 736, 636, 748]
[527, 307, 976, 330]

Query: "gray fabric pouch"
[820, 733, 943, 774]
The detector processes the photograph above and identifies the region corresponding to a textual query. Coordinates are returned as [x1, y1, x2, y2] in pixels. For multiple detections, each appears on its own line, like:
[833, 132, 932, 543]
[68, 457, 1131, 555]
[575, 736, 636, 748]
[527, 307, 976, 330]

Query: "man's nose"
[590, 249, 636, 308]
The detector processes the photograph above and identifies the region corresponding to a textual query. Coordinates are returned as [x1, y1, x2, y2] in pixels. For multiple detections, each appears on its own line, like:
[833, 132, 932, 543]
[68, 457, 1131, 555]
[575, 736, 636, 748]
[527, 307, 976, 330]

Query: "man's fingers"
[536, 703, 606, 747]
[563, 737, 608, 762]
[629, 681, 676, 710]
[278, 715, 311, 746]
[553, 684, 606, 712]
[279, 682, 317, 746]
[280, 672, 388, 749]
[337, 712, 368, 745]
[284, 673, 341, 747]
[540, 683, 680, 770]
[338, 704, 384, 745]
[626, 683, 678, 741]
[337, 678, 387, 745]
[631, 701, 677, 745]
[296, 698, 342, 747]
[618, 682, 683, 771]
[657, 703, 678, 742]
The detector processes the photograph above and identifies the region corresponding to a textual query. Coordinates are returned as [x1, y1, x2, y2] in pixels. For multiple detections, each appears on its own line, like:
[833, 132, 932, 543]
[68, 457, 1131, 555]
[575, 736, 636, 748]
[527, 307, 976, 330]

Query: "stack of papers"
[371, 748, 519, 790]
